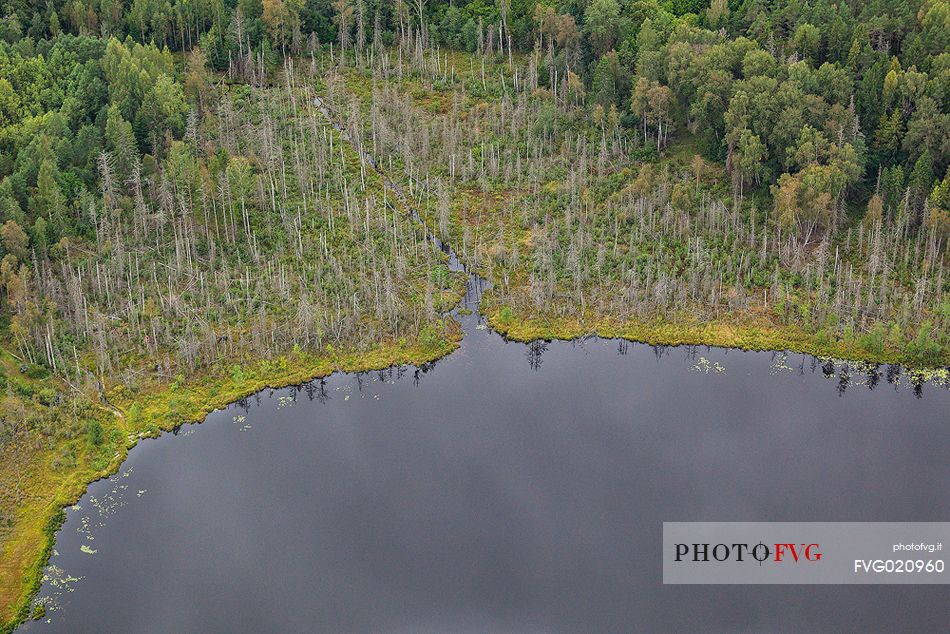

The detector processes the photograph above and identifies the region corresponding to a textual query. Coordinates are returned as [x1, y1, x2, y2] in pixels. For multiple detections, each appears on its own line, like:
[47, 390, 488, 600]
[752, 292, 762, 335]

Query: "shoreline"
[5, 308, 950, 631]
[484, 306, 950, 374]
[5, 67, 949, 630]
[1, 326, 462, 634]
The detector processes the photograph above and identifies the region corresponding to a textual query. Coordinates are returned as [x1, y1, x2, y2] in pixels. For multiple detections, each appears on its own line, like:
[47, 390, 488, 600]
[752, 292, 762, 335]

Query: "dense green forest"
[0, 0, 948, 629]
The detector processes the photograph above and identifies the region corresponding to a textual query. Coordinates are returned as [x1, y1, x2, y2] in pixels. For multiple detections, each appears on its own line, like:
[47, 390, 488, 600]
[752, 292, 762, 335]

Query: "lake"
[21, 306, 950, 632]
[20, 95, 950, 634]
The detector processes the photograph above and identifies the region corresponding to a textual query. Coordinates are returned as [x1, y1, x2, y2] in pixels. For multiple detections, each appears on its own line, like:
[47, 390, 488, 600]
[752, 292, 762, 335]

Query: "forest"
[0, 0, 948, 630]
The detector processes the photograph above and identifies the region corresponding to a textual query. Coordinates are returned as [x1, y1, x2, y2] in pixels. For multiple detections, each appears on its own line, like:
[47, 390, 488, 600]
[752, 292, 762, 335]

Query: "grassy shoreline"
[484, 304, 950, 371]
[1, 323, 461, 633]
[4, 305, 948, 632]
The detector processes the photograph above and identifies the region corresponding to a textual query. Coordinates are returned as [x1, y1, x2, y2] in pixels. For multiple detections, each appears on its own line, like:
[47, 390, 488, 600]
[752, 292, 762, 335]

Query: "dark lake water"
[20, 309, 950, 633]
[20, 101, 950, 632]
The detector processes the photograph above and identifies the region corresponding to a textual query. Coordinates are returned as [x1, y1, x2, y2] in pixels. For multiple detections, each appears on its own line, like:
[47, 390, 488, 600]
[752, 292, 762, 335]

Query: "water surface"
[21, 94, 950, 633]
[22, 315, 950, 632]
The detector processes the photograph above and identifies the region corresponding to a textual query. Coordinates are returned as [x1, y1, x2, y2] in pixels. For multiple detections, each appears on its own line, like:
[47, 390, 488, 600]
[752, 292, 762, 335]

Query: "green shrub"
[861, 323, 886, 354]
[24, 364, 50, 380]
[128, 403, 142, 425]
[419, 325, 443, 351]
[906, 323, 941, 365]
[431, 265, 450, 289]
[86, 419, 103, 446]
[37, 388, 56, 406]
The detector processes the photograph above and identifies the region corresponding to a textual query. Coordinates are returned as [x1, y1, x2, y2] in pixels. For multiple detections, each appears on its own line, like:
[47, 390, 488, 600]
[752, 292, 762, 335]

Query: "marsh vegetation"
[1, 1, 949, 629]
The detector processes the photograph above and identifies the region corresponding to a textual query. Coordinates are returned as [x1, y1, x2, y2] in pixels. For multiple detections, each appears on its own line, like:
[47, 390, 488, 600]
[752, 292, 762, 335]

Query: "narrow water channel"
[18, 92, 950, 634]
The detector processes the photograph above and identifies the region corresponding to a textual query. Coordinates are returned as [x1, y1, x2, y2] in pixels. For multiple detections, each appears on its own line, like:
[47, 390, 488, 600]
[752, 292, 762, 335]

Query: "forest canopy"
[0, 0, 948, 255]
